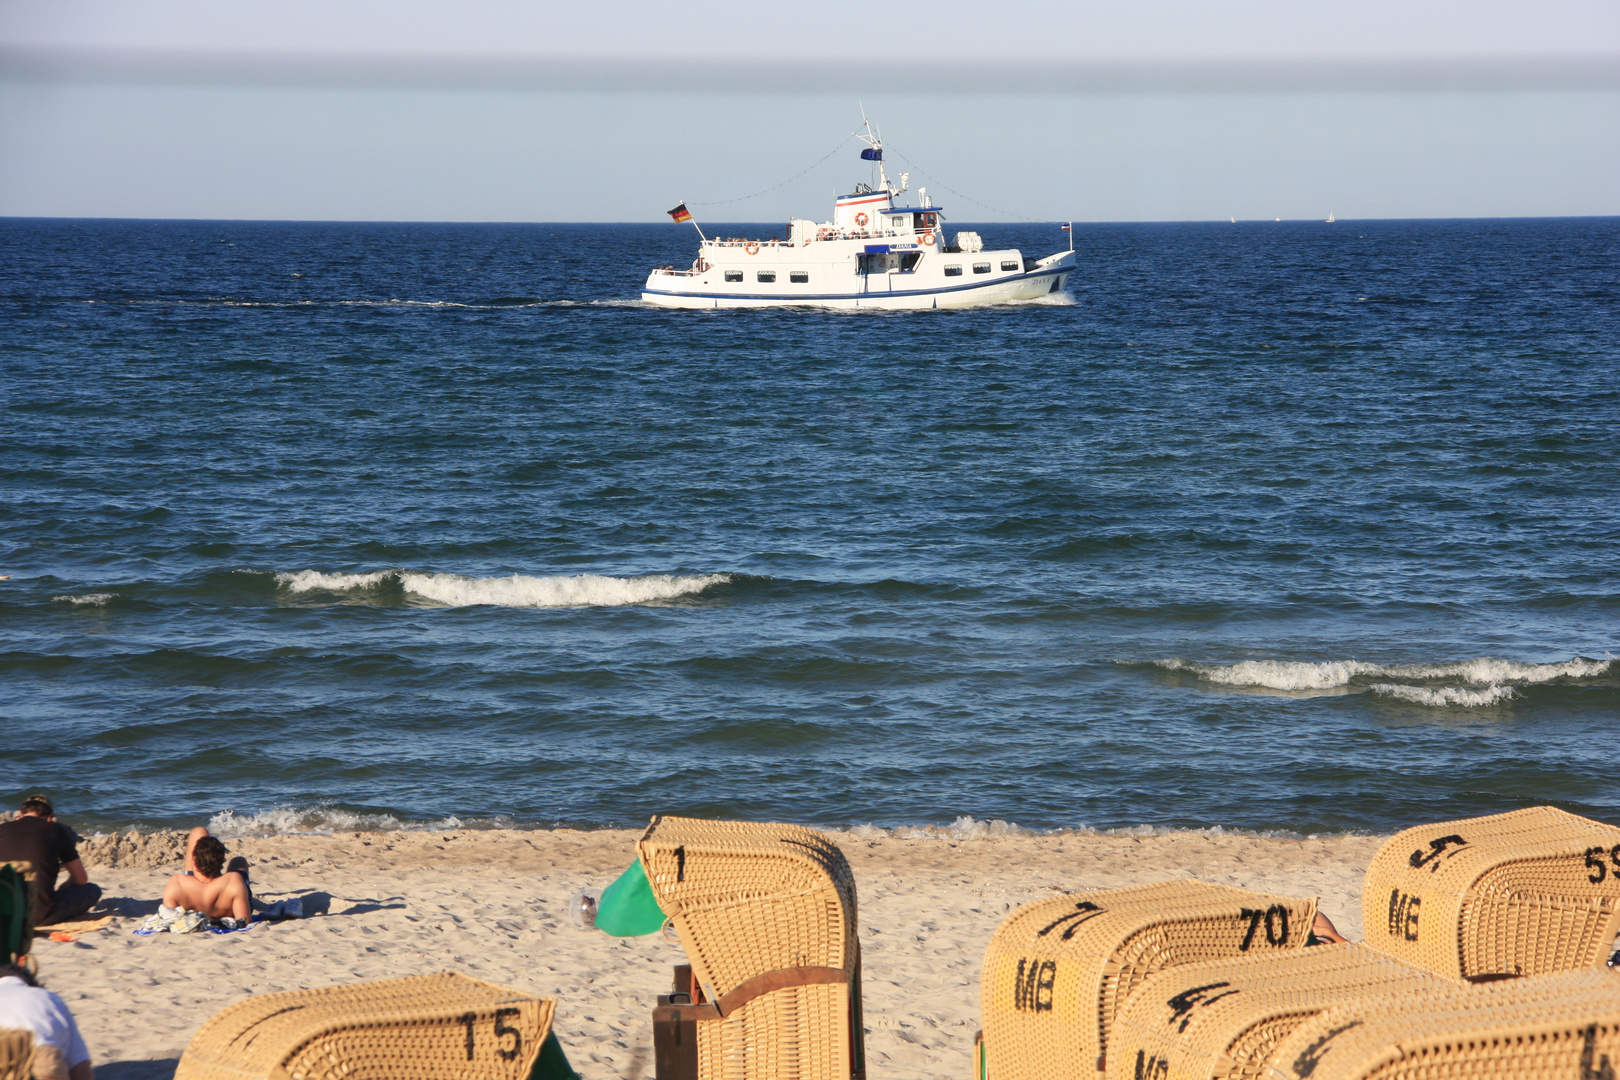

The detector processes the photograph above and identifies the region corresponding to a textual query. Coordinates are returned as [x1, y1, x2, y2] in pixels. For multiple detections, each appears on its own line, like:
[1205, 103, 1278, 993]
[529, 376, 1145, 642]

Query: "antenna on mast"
[855, 104, 892, 193]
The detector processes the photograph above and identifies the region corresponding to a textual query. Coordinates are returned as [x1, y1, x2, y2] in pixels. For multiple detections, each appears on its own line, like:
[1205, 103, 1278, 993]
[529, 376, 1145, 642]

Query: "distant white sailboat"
[1326, 211, 1336, 223]
[1229, 215, 1236, 223]
[1274, 217, 1281, 222]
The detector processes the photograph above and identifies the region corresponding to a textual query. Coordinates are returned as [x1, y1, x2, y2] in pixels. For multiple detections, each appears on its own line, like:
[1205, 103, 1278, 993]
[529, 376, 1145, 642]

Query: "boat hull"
[642, 255, 1074, 311]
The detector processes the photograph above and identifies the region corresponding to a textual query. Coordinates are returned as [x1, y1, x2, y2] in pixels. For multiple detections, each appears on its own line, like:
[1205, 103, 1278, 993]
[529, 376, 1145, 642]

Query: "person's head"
[192, 836, 227, 878]
[17, 795, 53, 820]
[0, 963, 39, 986]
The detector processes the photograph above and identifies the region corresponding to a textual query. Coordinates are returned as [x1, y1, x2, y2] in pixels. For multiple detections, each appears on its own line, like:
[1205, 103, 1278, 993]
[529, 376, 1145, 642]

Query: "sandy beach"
[23, 826, 1384, 1080]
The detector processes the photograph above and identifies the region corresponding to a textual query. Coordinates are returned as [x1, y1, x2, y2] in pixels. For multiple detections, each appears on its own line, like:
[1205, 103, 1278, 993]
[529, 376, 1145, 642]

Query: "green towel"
[593, 858, 667, 937]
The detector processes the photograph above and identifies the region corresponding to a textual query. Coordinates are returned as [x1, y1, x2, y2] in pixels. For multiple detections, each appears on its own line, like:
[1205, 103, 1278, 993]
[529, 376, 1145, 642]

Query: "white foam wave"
[52, 592, 117, 606]
[1148, 656, 1611, 691]
[838, 815, 1329, 841]
[275, 569, 730, 608]
[1371, 683, 1518, 707]
[208, 806, 465, 837]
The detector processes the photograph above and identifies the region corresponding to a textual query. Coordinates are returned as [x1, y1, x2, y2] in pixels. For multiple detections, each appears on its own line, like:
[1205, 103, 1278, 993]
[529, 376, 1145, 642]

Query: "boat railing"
[701, 229, 908, 248]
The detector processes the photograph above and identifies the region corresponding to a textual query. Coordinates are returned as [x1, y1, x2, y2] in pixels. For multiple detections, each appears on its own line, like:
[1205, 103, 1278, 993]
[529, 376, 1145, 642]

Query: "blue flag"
[860, 148, 882, 161]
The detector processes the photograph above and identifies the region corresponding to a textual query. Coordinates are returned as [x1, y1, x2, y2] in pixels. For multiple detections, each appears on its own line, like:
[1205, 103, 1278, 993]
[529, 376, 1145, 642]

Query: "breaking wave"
[1139, 655, 1612, 707]
[208, 806, 466, 836]
[52, 592, 118, 606]
[274, 569, 730, 608]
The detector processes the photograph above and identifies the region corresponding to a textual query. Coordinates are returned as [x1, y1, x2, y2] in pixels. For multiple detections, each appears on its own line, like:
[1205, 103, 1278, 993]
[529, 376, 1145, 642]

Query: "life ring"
[854, 212, 868, 228]
[919, 232, 935, 246]
[744, 241, 760, 255]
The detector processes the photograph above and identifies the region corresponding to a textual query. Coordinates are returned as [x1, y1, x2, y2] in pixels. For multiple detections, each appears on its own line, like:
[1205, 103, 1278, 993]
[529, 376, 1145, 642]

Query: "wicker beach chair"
[1262, 967, 1620, 1080]
[0, 1029, 34, 1080]
[1103, 943, 1444, 1080]
[173, 972, 575, 1080]
[978, 880, 1320, 1080]
[1361, 805, 1620, 980]
[636, 815, 864, 1080]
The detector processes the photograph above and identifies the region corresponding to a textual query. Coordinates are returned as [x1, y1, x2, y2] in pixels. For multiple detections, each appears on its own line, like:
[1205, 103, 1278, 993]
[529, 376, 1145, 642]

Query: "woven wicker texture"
[1104, 944, 1444, 1080]
[1262, 968, 1620, 1080]
[174, 972, 555, 1080]
[637, 816, 861, 1080]
[1362, 805, 1620, 980]
[0, 1029, 33, 1080]
[979, 880, 1319, 1080]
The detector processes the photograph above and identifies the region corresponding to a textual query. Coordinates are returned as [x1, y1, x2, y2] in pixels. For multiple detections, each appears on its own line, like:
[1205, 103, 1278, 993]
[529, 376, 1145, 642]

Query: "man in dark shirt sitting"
[0, 795, 101, 925]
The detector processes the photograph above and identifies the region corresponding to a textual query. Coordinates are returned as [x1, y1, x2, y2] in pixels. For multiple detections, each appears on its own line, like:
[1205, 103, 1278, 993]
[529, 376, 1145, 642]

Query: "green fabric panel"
[593, 858, 666, 937]
[0, 865, 26, 964]
[528, 1032, 579, 1080]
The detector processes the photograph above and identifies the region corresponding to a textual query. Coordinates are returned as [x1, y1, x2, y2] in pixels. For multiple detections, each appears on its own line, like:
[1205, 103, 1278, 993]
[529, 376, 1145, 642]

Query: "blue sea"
[3, 216, 1617, 838]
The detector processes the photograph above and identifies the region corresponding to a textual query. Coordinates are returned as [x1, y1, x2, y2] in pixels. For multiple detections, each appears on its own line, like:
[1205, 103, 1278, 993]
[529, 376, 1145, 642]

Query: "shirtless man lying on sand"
[162, 832, 250, 922]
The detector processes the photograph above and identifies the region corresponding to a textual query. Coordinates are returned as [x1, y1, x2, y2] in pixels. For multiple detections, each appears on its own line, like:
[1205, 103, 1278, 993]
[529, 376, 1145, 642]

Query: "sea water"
[2, 217, 1617, 837]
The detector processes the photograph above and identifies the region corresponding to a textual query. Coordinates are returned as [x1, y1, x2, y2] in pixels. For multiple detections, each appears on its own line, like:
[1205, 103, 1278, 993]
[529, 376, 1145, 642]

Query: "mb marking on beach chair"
[0, 1028, 34, 1080]
[1362, 805, 1620, 980]
[1103, 943, 1444, 1080]
[634, 815, 864, 1080]
[1262, 967, 1620, 1080]
[173, 971, 578, 1080]
[977, 880, 1320, 1080]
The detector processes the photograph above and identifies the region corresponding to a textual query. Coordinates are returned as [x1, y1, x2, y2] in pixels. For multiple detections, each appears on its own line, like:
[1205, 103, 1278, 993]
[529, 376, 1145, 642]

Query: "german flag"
[667, 202, 692, 224]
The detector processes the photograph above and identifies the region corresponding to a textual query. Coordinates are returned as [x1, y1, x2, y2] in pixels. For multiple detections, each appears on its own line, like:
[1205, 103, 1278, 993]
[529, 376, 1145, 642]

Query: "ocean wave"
[51, 592, 118, 606]
[1147, 656, 1610, 690]
[1140, 655, 1611, 708]
[274, 569, 730, 608]
[838, 815, 1329, 841]
[208, 806, 466, 837]
[1370, 683, 1518, 708]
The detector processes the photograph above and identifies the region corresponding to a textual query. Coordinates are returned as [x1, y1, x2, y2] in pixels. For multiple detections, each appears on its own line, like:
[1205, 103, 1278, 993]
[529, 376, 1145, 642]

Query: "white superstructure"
[643, 122, 1075, 310]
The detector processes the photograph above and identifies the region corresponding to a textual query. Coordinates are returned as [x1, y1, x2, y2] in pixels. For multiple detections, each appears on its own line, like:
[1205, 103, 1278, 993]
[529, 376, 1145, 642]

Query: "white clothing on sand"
[0, 974, 90, 1068]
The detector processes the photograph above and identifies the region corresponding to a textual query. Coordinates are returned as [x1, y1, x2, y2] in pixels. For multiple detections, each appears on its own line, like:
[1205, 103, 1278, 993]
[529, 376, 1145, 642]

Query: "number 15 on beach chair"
[589, 816, 865, 1080]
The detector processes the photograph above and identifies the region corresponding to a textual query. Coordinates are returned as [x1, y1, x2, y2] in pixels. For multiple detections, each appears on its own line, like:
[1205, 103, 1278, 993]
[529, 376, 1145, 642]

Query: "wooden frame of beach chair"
[0, 1029, 34, 1080]
[636, 816, 864, 1080]
[173, 972, 574, 1080]
[1263, 968, 1620, 1080]
[1102, 943, 1444, 1080]
[978, 880, 1320, 1080]
[1362, 805, 1620, 980]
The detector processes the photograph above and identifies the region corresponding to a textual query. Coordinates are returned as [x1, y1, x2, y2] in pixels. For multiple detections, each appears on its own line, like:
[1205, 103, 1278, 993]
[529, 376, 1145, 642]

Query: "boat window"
[790, 271, 809, 283]
[898, 253, 921, 272]
[1001, 261, 1019, 272]
[944, 265, 963, 277]
[757, 271, 776, 283]
[725, 270, 743, 282]
[973, 262, 991, 274]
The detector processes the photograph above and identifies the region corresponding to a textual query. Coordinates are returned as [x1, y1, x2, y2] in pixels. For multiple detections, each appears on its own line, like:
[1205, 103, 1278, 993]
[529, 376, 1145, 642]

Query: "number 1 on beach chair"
[594, 815, 865, 1080]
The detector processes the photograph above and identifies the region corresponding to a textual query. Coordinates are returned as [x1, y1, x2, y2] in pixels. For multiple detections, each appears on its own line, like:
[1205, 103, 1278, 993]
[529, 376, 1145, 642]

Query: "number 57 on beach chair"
[591, 816, 865, 1080]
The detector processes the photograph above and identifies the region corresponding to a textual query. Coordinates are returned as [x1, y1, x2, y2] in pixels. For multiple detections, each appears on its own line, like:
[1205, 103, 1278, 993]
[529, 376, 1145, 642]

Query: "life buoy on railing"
[854, 212, 868, 228]
[919, 232, 936, 246]
[744, 242, 760, 255]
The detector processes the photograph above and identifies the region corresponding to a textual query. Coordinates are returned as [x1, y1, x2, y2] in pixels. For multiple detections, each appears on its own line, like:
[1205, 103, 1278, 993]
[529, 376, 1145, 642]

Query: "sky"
[2, 0, 1617, 222]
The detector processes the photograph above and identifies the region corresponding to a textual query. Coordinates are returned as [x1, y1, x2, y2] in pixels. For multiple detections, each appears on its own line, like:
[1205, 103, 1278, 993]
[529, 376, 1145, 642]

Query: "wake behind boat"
[642, 122, 1076, 310]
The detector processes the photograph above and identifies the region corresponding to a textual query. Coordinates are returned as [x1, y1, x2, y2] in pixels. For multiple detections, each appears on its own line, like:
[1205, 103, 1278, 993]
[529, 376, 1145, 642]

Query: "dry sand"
[30, 827, 1384, 1080]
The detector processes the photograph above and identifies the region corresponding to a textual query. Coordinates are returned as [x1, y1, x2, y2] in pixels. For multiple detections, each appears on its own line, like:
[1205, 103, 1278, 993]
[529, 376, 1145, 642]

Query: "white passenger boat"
[642, 124, 1076, 310]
